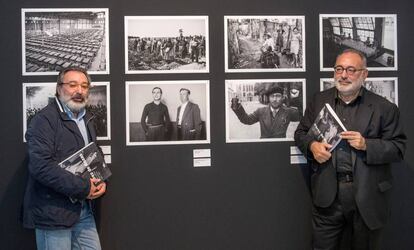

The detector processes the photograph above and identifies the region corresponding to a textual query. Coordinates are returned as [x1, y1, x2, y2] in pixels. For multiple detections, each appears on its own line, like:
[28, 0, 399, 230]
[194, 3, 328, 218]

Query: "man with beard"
[294, 49, 407, 250]
[22, 67, 106, 250]
[176, 88, 202, 140]
[141, 87, 171, 141]
[231, 86, 301, 138]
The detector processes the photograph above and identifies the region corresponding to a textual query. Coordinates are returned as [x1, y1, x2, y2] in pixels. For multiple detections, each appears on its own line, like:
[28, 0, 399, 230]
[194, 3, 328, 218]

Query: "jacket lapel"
[351, 101, 373, 168]
[182, 102, 192, 123]
[85, 112, 96, 142]
[176, 106, 181, 123]
[265, 106, 273, 127]
[352, 103, 373, 136]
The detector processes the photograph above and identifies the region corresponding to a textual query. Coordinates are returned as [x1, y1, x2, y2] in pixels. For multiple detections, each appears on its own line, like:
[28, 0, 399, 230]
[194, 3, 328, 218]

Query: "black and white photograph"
[320, 14, 397, 71]
[320, 77, 398, 105]
[225, 79, 306, 143]
[125, 16, 209, 74]
[22, 82, 111, 141]
[307, 103, 346, 152]
[22, 8, 109, 75]
[225, 16, 306, 72]
[126, 80, 210, 145]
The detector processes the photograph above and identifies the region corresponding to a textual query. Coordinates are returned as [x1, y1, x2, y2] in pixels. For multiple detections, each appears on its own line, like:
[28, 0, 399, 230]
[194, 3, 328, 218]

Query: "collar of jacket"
[54, 97, 97, 143]
[54, 97, 94, 124]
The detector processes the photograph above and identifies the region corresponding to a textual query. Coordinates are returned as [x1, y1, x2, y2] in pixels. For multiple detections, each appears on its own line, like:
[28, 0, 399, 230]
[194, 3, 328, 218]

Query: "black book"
[307, 103, 347, 152]
[58, 142, 111, 202]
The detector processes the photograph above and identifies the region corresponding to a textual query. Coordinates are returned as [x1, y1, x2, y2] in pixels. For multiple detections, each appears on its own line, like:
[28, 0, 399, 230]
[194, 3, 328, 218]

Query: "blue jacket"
[22, 98, 97, 229]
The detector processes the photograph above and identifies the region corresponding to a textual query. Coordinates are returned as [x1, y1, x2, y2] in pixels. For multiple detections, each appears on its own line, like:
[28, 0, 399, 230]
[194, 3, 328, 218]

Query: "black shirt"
[140, 102, 171, 132]
[334, 88, 364, 173]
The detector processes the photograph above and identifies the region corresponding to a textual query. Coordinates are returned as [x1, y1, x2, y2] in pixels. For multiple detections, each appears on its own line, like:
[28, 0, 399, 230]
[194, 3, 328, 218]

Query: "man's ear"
[363, 69, 369, 79]
[56, 85, 61, 97]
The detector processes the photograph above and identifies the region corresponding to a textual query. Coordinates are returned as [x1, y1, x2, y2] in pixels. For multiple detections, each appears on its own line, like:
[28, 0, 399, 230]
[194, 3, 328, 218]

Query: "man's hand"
[231, 97, 241, 110]
[87, 178, 106, 200]
[341, 131, 366, 151]
[310, 141, 332, 164]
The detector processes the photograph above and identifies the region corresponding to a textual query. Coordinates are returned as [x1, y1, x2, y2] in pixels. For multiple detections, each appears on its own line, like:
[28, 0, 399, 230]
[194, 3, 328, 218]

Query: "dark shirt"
[141, 102, 171, 132]
[334, 88, 364, 173]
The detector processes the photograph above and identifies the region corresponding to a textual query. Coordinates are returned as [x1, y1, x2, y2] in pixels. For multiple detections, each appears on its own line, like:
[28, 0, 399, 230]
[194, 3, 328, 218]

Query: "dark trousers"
[177, 127, 197, 140]
[312, 182, 384, 250]
[145, 125, 166, 141]
[191, 47, 199, 62]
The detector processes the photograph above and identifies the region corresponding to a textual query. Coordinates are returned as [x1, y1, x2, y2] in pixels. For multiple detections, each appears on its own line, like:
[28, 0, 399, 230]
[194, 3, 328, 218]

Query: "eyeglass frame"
[61, 81, 91, 90]
[333, 65, 367, 75]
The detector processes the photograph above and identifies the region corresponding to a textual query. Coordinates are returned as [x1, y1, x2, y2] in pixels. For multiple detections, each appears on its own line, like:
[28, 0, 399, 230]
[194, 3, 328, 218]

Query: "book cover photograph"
[307, 103, 347, 151]
[59, 142, 112, 181]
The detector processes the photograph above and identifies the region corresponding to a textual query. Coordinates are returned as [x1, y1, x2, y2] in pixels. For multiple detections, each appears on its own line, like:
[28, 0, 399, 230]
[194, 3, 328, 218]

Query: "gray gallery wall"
[0, 0, 413, 249]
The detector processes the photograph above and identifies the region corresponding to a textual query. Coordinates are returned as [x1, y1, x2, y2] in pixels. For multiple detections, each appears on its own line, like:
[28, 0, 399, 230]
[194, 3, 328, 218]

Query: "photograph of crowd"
[23, 82, 111, 141]
[226, 79, 305, 143]
[126, 80, 210, 145]
[225, 16, 305, 72]
[320, 14, 397, 71]
[320, 77, 398, 105]
[125, 16, 209, 74]
[22, 8, 109, 75]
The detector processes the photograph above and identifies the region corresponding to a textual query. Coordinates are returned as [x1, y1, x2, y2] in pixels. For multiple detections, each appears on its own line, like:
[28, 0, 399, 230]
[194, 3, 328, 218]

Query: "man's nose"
[340, 70, 348, 79]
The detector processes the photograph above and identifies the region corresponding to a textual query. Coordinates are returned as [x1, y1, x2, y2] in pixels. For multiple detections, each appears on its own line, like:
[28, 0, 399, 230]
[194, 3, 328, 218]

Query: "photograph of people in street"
[225, 16, 305, 72]
[226, 79, 305, 143]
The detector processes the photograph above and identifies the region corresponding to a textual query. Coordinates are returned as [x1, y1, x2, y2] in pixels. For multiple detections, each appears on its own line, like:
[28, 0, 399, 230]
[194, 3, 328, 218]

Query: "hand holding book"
[310, 141, 332, 164]
[87, 178, 107, 200]
[58, 142, 112, 203]
[340, 131, 367, 151]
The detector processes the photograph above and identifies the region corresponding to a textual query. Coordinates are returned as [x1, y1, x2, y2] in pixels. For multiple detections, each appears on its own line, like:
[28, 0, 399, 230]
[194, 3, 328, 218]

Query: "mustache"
[72, 93, 86, 101]
[336, 79, 352, 84]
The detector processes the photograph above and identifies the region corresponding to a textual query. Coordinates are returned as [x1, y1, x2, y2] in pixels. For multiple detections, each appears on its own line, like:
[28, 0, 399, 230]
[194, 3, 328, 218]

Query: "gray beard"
[59, 95, 88, 114]
[334, 78, 363, 97]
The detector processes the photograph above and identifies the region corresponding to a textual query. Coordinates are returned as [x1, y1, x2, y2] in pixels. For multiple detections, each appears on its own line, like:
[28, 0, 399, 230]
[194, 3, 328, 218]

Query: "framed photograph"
[126, 80, 210, 145]
[22, 82, 111, 141]
[22, 8, 110, 75]
[225, 79, 306, 143]
[320, 14, 397, 71]
[125, 16, 209, 74]
[224, 15, 306, 72]
[320, 77, 398, 105]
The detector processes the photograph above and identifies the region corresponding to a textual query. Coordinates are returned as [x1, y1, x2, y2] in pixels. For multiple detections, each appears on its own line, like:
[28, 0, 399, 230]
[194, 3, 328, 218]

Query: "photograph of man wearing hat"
[231, 85, 301, 138]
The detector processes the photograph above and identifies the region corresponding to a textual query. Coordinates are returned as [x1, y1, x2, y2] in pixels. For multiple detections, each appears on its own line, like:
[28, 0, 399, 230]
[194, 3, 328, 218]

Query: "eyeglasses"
[62, 81, 90, 90]
[334, 66, 366, 76]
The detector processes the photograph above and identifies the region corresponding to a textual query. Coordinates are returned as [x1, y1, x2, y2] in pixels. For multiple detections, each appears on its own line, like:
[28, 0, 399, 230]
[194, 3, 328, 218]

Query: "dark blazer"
[22, 98, 97, 229]
[294, 87, 406, 230]
[176, 102, 202, 140]
[233, 105, 301, 138]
